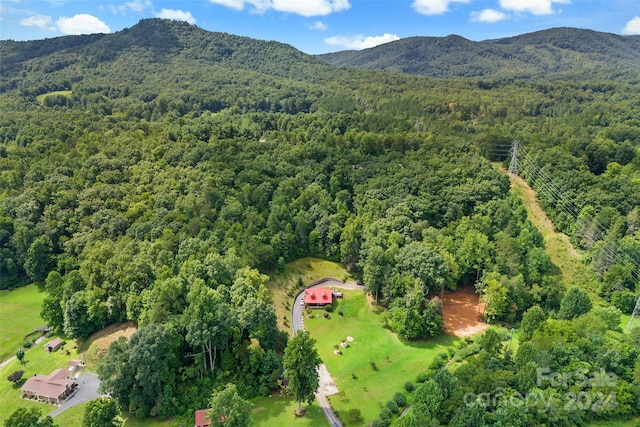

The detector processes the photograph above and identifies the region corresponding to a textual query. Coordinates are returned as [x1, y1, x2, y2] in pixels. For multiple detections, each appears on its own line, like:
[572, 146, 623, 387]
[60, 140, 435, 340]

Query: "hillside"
[0, 18, 639, 427]
[318, 27, 640, 78]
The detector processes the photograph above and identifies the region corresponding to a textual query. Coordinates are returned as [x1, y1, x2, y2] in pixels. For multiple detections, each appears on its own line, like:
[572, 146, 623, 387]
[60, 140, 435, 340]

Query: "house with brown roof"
[21, 368, 77, 404]
[303, 287, 333, 308]
[45, 337, 64, 352]
[194, 409, 212, 427]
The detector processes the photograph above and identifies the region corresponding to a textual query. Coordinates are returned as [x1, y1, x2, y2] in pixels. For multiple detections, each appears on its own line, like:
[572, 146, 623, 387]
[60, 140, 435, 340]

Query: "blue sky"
[1, 0, 639, 54]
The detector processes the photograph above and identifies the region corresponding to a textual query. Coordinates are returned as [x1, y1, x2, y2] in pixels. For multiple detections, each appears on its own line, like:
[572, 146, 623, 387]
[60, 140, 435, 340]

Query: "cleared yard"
[252, 395, 327, 426]
[0, 284, 47, 362]
[267, 257, 348, 334]
[305, 291, 457, 426]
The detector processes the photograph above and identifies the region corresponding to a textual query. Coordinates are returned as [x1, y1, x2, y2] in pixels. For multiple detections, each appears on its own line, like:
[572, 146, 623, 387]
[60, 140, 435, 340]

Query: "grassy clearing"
[305, 291, 457, 426]
[0, 283, 47, 362]
[251, 395, 327, 426]
[508, 174, 600, 296]
[52, 403, 85, 425]
[36, 90, 72, 104]
[80, 322, 137, 371]
[267, 257, 348, 334]
[0, 335, 80, 425]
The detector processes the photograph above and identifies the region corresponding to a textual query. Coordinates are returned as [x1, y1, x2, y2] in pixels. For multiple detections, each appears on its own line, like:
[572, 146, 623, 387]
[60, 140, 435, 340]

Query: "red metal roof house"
[304, 287, 333, 308]
[194, 409, 212, 427]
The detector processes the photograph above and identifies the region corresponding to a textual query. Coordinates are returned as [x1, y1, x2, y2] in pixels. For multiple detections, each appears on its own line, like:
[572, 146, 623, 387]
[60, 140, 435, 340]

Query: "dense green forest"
[1, 19, 639, 425]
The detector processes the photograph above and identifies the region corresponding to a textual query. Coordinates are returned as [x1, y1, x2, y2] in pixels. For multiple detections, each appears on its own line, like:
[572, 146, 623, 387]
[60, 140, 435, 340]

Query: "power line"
[508, 141, 640, 302]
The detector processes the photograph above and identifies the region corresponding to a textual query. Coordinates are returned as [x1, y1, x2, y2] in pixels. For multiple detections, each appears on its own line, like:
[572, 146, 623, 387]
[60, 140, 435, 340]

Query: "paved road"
[291, 279, 364, 427]
[50, 372, 101, 417]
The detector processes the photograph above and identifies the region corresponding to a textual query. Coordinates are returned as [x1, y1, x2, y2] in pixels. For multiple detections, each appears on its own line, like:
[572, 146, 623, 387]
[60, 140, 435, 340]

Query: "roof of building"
[194, 409, 212, 427]
[21, 368, 75, 399]
[304, 287, 333, 305]
[46, 337, 64, 349]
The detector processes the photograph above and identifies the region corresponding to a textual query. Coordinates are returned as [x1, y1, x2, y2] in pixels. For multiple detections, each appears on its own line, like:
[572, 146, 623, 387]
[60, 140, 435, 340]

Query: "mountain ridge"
[317, 27, 640, 78]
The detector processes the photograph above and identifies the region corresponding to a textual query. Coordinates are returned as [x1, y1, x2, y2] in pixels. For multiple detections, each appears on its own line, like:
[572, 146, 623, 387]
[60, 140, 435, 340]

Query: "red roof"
[195, 409, 211, 427]
[304, 287, 333, 305]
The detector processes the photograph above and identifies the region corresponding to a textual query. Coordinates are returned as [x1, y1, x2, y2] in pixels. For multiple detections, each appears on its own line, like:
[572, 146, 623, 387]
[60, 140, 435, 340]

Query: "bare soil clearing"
[442, 286, 489, 337]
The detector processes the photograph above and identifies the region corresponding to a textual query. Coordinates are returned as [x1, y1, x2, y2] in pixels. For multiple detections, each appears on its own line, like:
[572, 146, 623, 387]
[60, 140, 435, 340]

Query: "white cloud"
[56, 14, 111, 35]
[20, 14, 56, 31]
[412, 0, 470, 16]
[325, 33, 400, 50]
[208, 0, 350, 16]
[498, 0, 570, 16]
[470, 9, 508, 23]
[308, 20, 328, 31]
[110, 0, 152, 14]
[622, 16, 640, 35]
[156, 9, 196, 24]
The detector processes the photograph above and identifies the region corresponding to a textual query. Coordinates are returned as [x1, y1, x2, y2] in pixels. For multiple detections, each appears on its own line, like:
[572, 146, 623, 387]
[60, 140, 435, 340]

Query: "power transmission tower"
[626, 295, 640, 333]
[508, 140, 520, 176]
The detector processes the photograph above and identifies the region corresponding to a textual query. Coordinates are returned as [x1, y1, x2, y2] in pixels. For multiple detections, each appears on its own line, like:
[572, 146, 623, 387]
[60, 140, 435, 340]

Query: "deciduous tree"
[283, 330, 322, 414]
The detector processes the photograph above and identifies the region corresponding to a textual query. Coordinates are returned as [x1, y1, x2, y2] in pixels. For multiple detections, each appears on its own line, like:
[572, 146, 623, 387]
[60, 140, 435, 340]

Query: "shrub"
[404, 381, 415, 393]
[7, 370, 24, 384]
[386, 400, 399, 414]
[370, 360, 378, 371]
[371, 419, 387, 427]
[22, 341, 32, 349]
[324, 304, 334, 313]
[393, 392, 407, 407]
[323, 313, 330, 319]
[379, 407, 393, 422]
[416, 372, 428, 383]
[349, 408, 362, 422]
[429, 357, 445, 370]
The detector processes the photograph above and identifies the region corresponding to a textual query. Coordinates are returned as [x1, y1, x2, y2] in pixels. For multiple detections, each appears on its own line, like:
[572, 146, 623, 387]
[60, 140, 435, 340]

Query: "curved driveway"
[292, 279, 363, 427]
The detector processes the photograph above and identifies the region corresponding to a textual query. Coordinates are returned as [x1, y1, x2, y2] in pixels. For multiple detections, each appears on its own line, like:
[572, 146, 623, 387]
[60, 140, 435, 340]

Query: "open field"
[267, 257, 348, 334]
[36, 90, 72, 104]
[305, 290, 457, 426]
[0, 283, 47, 362]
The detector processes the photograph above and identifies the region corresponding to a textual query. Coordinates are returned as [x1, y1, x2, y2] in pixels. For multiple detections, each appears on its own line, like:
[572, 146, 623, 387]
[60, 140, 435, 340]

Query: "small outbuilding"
[45, 337, 64, 353]
[304, 287, 333, 308]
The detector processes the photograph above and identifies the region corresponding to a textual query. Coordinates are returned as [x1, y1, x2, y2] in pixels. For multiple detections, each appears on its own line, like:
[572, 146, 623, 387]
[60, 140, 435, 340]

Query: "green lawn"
[267, 257, 349, 334]
[305, 291, 458, 426]
[0, 334, 80, 426]
[0, 283, 47, 361]
[251, 395, 327, 427]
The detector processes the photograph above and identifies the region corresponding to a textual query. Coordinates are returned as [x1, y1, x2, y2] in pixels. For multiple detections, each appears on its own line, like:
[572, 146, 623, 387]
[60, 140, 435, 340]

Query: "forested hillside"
[0, 18, 638, 426]
[318, 27, 640, 79]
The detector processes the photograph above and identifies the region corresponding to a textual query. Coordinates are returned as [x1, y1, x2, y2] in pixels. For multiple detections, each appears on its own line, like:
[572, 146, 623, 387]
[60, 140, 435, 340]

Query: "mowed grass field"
[0, 284, 47, 361]
[267, 257, 348, 334]
[305, 291, 457, 426]
[251, 395, 327, 426]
